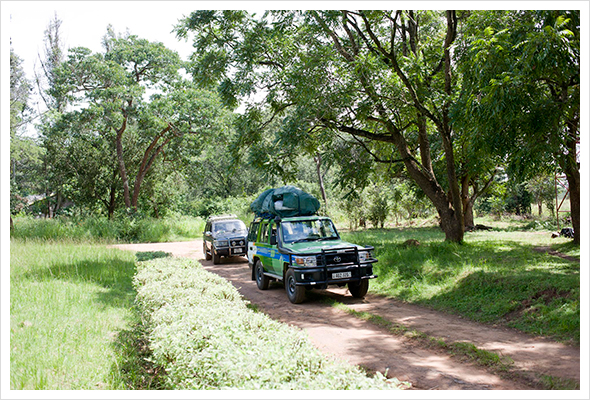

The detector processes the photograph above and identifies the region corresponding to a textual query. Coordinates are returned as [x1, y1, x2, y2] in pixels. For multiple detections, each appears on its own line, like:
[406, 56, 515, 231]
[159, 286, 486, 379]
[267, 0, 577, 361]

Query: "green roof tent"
[250, 186, 320, 218]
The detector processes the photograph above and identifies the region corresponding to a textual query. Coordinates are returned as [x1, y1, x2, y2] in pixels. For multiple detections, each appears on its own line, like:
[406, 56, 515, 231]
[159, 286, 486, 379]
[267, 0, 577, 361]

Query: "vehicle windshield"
[213, 220, 247, 233]
[281, 219, 339, 243]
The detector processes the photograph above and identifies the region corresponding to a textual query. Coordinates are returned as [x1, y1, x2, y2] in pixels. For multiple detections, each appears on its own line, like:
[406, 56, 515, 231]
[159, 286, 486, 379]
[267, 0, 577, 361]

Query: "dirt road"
[112, 240, 581, 390]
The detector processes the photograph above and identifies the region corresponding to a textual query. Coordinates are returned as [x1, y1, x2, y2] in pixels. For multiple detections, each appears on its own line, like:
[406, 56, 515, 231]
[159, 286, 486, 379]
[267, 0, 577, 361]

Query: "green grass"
[341, 224, 580, 344]
[10, 214, 205, 243]
[10, 238, 137, 389]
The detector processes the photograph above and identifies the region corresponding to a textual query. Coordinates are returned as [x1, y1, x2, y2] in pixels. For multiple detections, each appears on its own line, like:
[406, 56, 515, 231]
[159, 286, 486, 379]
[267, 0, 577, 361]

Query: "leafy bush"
[134, 258, 406, 390]
[135, 251, 172, 262]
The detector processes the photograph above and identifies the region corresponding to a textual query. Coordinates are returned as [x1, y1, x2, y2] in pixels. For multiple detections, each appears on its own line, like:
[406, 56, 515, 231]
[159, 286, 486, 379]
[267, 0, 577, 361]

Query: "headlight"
[293, 256, 317, 267]
[214, 240, 229, 247]
[359, 251, 372, 263]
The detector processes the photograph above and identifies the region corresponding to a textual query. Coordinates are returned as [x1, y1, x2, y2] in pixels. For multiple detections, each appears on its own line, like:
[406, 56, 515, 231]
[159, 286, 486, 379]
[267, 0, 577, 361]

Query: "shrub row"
[133, 258, 406, 390]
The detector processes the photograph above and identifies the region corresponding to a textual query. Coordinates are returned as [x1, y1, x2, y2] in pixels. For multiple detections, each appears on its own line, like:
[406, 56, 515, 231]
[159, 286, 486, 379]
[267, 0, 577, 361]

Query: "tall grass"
[342, 225, 580, 344]
[10, 239, 137, 389]
[10, 214, 205, 243]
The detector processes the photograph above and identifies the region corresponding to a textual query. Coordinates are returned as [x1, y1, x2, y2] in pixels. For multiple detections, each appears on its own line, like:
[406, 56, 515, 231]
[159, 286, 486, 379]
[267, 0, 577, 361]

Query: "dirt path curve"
[112, 240, 580, 390]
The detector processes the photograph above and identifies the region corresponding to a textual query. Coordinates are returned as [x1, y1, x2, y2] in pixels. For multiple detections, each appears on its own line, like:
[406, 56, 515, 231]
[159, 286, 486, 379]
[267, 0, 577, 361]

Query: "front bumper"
[292, 264, 377, 287]
[290, 246, 378, 287]
[215, 237, 247, 257]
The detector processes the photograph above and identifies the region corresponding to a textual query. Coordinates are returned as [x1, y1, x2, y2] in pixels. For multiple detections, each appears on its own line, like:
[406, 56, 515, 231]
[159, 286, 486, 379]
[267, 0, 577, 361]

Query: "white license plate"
[332, 271, 352, 279]
[232, 248, 244, 254]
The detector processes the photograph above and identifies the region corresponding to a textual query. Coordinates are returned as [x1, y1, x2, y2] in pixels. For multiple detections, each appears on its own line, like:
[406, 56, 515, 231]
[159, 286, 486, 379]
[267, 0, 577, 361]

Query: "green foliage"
[10, 239, 137, 389]
[135, 251, 171, 262]
[455, 11, 579, 240]
[176, 10, 471, 242]
[39, 29, 232, 216]
[9, 49, 32, 135]
[134, 257, 406, 390]
[342, 227, 579, 344]
[366, 184, 390, 229]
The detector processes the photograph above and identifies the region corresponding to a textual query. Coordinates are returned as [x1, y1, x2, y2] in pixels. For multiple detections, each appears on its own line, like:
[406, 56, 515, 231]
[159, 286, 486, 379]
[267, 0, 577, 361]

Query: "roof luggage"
[250, 186, 320, 218]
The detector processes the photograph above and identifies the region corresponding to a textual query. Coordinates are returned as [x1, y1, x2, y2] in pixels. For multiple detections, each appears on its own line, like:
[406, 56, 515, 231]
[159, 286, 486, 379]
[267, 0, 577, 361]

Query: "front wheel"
[255, 260, 270, 290]
[348, 279, 369, 298]
[213, 251, 221, 265]
[204, 242, 212, 261]
[285, 269, 305, 304]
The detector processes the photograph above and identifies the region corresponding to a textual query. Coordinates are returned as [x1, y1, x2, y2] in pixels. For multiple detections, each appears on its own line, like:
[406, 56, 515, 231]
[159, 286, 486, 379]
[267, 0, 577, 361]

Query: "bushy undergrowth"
[10, 214, 205, 243]
[134, 258, 406, 390]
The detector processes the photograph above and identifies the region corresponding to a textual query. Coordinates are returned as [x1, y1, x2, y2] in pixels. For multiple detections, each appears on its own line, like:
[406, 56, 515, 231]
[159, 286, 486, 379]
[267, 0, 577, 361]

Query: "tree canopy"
[41, 31, 230, 216]
[10, 9, 581, 244]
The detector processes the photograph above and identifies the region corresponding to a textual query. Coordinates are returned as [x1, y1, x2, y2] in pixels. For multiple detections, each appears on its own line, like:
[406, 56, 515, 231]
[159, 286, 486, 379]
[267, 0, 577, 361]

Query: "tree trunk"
[440, 11, 464, 241]
[131, 126, 172, 209]
[115, 117, 131, 208]
[563, 125, 580, 244]
[314, 153, 328, 213]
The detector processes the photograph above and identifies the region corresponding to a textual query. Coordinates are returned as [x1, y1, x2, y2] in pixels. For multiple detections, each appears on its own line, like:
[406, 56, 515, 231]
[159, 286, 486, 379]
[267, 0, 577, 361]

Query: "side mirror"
[270, 235, 277, 245]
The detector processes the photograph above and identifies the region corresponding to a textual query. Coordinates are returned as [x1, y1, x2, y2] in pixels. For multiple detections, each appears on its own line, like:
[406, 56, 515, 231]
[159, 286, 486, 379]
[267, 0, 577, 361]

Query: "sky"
[5, 1, 199, 75]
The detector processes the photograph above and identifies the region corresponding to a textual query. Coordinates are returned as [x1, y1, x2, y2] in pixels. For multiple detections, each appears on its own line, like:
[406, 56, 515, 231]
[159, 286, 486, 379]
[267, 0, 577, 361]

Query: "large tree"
[177, 10, 469, 242]
[49, 31, 228, 213]
[457, 10, 580, 243]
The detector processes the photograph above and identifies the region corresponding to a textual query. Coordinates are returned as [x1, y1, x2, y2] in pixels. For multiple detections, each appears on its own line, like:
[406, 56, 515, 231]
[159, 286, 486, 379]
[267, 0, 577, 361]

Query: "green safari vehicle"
[247, 215, 378, 304]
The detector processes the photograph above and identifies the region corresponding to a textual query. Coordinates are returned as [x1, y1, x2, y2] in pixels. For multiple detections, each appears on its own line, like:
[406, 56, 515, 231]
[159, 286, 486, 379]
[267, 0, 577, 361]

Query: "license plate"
[332, 271, 352, 279]
[232, 248, 244, 254]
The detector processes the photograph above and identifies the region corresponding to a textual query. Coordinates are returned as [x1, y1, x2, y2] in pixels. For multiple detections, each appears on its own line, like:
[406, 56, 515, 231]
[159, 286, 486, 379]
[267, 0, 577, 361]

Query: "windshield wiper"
[292, 238, 313, 243]
[322, 236, 339, 240]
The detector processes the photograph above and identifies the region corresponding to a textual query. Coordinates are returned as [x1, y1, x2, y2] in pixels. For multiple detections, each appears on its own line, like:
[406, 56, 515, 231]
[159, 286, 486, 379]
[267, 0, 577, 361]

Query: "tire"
[204, 242, 212, 261]
[213, 251, 221, 265]
[255, 260, 270, 290]
[285, 269, 305, 304]
[348, 279, 369, 298]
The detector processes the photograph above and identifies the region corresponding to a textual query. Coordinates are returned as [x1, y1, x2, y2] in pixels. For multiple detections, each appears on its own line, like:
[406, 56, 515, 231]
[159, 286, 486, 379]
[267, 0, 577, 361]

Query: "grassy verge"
[9, 238, 137, 389]
[341, 225, 580, 344]
[133, 257, 408, 390]
[10, 214, 205, 243]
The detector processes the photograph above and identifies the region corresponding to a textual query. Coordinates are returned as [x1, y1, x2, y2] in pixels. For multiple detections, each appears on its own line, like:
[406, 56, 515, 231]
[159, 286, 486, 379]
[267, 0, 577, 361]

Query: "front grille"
[229, 238, 246, 247]
[324, 252, 357, 265]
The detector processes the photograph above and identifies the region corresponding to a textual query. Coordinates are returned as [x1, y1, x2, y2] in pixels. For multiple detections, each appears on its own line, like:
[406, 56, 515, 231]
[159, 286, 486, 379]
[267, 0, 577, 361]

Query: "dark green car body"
[247, 215, 378, 303]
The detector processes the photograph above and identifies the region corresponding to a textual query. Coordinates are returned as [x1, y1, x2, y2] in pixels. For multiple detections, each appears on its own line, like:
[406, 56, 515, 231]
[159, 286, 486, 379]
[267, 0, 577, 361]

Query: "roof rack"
[206, 214, 239, 221]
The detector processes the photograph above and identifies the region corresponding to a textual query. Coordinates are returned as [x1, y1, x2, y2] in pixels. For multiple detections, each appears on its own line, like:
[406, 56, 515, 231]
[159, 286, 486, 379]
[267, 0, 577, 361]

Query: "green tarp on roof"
[250, 186, 321, 218]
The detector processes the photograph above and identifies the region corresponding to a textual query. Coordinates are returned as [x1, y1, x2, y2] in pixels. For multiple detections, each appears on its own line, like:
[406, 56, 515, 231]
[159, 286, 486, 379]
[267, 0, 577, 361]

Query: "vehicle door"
[256, 221, 279, 275]
[268, 222, 283, 275]
[203, 221, 212, 252]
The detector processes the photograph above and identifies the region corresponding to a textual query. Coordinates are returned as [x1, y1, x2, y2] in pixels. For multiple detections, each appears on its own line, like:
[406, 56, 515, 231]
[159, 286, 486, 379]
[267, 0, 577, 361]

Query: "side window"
[260, 222, 272, 244]
[248, 222, 259, 241]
